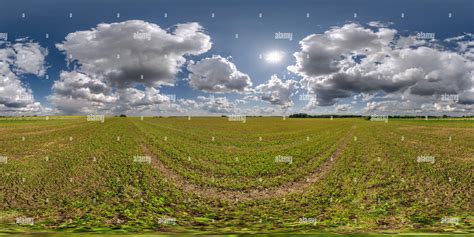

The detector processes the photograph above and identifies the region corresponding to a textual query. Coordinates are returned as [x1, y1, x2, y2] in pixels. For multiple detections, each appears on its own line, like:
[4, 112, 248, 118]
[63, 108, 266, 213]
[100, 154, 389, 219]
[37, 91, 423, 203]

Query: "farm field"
[0, 116, 472, 235]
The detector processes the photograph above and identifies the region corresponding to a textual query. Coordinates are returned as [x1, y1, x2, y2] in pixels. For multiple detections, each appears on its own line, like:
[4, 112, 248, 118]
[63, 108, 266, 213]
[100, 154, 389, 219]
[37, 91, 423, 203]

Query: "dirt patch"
[140, 125, 355, 202]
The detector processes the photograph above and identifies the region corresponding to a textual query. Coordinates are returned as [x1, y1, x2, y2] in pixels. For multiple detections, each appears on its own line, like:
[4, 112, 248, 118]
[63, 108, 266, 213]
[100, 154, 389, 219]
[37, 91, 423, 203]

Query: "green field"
[0, 117, 472, 235]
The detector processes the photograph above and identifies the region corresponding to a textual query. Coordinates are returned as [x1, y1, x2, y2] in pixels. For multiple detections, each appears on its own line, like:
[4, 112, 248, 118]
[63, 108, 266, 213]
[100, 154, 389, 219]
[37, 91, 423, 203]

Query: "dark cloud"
[50, 20, 212, 114]
[290, 23, 474, 115]
[56, 20, 211, 88]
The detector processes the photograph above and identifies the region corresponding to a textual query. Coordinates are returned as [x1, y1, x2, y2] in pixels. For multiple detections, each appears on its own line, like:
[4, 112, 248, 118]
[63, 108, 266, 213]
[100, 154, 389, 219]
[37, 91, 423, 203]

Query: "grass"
[0, 116, 472, 235]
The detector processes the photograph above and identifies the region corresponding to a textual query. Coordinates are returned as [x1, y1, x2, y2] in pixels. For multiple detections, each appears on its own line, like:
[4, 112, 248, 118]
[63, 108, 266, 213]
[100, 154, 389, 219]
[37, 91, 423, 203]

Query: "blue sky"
[0, 0, 473, 115]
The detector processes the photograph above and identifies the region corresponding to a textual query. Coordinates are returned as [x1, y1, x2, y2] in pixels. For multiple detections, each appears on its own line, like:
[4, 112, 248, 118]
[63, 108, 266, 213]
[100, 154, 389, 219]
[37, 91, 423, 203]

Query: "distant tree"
[289, 113, 365, 118]
[289, 113, 309, 118]
[119, 114, 127, 117]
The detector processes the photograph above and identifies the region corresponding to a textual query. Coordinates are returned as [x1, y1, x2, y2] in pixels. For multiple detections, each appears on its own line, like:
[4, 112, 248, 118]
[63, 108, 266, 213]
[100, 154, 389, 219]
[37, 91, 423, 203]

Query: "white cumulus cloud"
[255, 75, 298, 110]
[290, 23, 474, 115]
[50, 20, 213, 114]
[187, 55, 252, 93]
[0, 39, 49, 115]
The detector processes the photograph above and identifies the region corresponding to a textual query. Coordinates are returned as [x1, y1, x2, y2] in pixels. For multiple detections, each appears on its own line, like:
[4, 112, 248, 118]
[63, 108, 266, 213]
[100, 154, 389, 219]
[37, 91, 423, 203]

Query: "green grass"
[0, 117, 472, 235]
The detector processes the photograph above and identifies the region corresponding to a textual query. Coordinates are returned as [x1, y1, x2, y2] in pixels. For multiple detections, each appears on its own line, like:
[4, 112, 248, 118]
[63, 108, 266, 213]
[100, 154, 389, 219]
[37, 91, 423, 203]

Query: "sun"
[264, 51, 284, 63]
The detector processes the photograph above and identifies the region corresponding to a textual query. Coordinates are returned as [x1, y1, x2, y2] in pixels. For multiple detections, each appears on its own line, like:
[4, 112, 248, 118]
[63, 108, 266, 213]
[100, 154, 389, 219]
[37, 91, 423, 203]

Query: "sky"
[0, 0, 473, 116]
